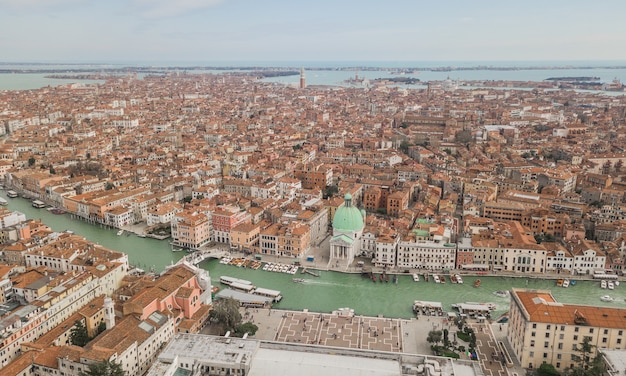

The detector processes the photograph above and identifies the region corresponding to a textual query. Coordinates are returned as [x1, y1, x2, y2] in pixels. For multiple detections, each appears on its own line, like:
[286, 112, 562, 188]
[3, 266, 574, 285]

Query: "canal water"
[3, 192, 625, 319]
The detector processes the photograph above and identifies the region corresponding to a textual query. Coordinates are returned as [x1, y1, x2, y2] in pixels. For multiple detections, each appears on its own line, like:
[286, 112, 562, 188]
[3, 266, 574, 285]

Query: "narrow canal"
[4, 192, 625, 319]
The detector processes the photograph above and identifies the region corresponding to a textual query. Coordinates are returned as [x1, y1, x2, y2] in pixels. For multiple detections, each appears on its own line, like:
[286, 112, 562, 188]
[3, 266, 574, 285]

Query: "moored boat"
[600, 295, 614, 302]
[562, 279, 569, 288]
[608, 281, 615, 290]
[601, 280, 607, 289]
[494, 290, 510, 298]
[455, 274, 463, 284]
[474, 279, 481, 288]
[117, 229, 125, 236]
[412, 273, 420, 282]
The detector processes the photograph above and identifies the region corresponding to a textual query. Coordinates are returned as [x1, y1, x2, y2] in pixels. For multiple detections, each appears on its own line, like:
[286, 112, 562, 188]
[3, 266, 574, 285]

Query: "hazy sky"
[2, 0, 626, 63]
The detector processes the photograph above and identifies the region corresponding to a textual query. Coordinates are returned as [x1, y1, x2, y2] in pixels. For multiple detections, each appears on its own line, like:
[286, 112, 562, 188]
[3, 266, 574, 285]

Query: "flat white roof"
[248, 348, 400, 376]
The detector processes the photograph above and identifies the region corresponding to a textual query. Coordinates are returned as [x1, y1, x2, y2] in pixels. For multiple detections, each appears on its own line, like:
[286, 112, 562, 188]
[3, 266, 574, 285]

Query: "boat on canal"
[493, 290, 510, 298]
[562, 279, 570, 288]
[601, 280, 607, 289]
[474, 279, 481, 288]
[32, 200, 46, 208]
[292, 278, 306, 283]
[455, 274, 463, 284]
[6, 190, 18, 198]
[412, 273, 420, 282]
[601, 295, 614, 302]
[117, 229, 125, 236]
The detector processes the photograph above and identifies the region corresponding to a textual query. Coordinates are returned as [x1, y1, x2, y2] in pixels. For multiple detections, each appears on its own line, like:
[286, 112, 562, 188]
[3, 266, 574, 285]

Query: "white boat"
[117, 229, 125, 236]
[455, 274, 463, 284]
[6, 190, 18, 198]
[493, 291, 510, 298]
[412, 273, 420, 282]
[615, 281, 620, 286]
[600, 295, 614, 302]
[601, 280, 607, 289]
[562, 279, 569, 288]
[433, 275, 441, 284]
[292, 278, 306, 283]
[0, 197, 7, 205]
[608, 281, 615, 290]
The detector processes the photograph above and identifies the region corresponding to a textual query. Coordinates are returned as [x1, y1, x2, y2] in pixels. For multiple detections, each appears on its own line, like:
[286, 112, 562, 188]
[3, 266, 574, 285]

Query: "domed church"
[329, 193, 365, 269]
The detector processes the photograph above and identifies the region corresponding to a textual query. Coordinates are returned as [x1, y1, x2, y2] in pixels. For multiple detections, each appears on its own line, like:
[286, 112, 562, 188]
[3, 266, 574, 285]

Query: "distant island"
[374, 77, 421, 84]
[3, 65, 626, 76]
[545, 76, 600, 81]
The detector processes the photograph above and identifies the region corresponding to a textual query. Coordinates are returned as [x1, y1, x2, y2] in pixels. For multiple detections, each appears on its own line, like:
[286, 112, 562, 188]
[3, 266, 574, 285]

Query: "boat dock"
[301, 268, 320, 277]
[412, 300, 444, 316]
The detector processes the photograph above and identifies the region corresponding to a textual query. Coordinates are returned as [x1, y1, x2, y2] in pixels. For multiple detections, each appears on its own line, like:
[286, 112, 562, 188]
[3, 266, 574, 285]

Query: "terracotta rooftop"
[513, 289, 626, 328]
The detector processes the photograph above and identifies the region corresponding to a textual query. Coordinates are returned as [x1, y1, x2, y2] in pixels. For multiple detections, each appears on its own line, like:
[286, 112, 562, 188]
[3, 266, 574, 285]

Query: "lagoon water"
[2, 61, 626, 91]
[3, 192, 625, 319]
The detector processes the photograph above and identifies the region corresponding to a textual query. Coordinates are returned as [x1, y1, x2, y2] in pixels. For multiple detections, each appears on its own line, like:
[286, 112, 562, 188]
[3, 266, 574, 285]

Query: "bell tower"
[299, 66, 306, 89]
[104, 297, 115, 330]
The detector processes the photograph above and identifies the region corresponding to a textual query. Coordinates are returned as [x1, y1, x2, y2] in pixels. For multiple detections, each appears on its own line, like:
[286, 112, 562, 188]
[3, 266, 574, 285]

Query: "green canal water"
[4, 192, 626, 319]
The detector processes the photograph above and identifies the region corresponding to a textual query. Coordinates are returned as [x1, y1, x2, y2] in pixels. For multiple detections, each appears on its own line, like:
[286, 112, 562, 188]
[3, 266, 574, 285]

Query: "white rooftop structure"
[147, 333, 483, 376]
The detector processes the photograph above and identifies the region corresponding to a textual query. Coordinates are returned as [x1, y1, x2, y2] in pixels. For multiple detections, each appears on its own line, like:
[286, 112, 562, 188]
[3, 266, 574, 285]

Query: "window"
[547, 325, 551, 330]
[604, 329, 609, 335]
[545, 332, 550, 338]
[530, 340, 535, 347]
[559, 334, 564, 340]
[529, 351, 534, 358]
[573, 335, 578, 341]
[531, 332, 536, 337]
[533, 323, 537, 329]
[544, 341, 549, 348]
[574, 327, 579, 332]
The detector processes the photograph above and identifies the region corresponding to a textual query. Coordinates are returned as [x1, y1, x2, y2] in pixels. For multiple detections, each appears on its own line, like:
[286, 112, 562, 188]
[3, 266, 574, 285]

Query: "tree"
[70, 320, 90, 347]
[28, 156, 36, 167]
[442, 328, 449, 347]
[454, 130, 473, 145]
[234, 321, 258, 337]
[537, 363, 560, 376]
[105, 182, 115, 191]
[568, 336, 605, 376]
[399, 140, 411, 154]
[209, 297, 242, 332]
[79, 360, 126, 376]
[323, 185, 339, 199]
[426, 330, 443, 347]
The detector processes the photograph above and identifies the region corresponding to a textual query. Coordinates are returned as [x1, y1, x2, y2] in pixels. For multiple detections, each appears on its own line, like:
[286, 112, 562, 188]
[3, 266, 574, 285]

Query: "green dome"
[333, 194, 364, 232]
